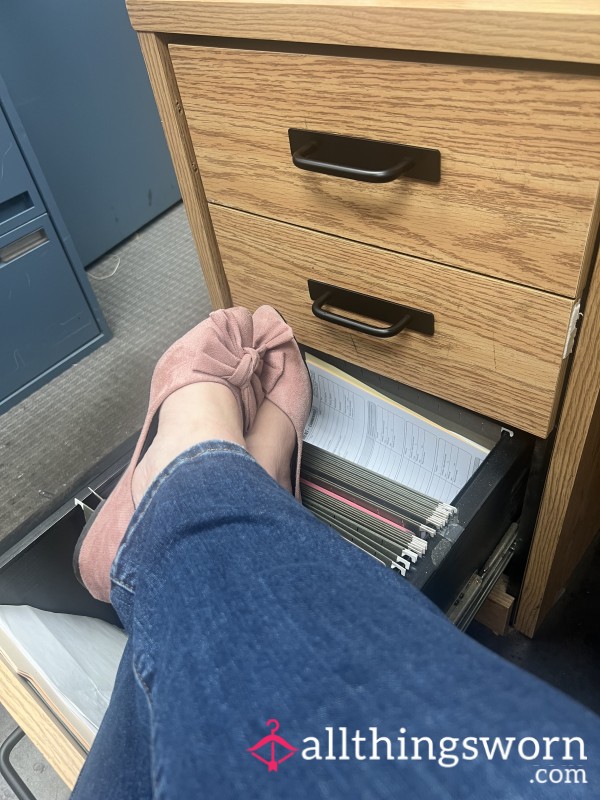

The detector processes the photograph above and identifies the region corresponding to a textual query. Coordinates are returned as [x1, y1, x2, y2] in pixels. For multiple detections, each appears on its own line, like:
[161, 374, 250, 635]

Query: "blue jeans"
[72, 442, 600, 799]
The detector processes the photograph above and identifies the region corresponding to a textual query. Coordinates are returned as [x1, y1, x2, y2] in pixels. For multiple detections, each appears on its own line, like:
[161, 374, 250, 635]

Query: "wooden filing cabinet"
[124, 0, 600, 640]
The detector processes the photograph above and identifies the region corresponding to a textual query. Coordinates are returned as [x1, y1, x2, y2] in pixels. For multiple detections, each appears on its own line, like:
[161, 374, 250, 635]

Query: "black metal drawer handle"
[289, 129, 441, 184]
[293, 141, 414, 184]
[312, 290, 410, 337]
[308, 280, 434, 339]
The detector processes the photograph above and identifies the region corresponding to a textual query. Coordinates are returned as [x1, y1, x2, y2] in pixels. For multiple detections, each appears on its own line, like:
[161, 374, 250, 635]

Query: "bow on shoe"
[229, 308, 296, 419]
[193, 307, 293, 433]
[229, 343, 286, 427]
[229, 345, 269, 427]
[252, 308, 296, 395]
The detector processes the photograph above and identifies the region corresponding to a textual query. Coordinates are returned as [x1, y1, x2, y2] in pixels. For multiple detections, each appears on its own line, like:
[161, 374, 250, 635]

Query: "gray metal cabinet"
[0, 109, 45, 237]
[0, 0, 180, 267]
[0, 80, 110, 413]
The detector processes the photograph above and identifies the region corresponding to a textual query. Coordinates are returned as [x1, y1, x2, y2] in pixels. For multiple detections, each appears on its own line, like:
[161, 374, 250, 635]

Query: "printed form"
[303, 355, 490, 504]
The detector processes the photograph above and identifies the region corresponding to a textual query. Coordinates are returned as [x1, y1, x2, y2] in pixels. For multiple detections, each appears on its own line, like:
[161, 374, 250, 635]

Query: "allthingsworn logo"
[247, 719, 298, 772]
[246, 723, 588, 786]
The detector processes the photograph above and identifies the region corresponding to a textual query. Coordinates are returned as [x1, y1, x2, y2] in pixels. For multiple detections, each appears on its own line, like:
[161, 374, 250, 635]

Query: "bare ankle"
[131, 382, 245, 505]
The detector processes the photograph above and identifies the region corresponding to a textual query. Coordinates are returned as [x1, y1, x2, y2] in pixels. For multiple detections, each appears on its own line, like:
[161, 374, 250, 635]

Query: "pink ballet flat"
[252, 306, 313, 500]
[75, 306, 275, 602]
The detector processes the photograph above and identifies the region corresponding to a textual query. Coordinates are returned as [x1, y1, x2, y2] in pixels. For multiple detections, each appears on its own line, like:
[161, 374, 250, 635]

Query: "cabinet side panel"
[516, 249, 600, 636]
[137, 32, 230, 308]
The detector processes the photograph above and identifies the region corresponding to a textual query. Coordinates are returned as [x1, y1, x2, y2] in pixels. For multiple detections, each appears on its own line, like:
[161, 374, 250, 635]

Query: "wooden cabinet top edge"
[127, 1, 600, 65]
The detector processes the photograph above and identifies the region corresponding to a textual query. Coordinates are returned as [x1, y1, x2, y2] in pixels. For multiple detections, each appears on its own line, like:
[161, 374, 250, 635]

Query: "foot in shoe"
[252, 305, 313, 499]
[131, 383, 246, 506]
[75, 306, 266, 603]
[245, 398, 296, 493]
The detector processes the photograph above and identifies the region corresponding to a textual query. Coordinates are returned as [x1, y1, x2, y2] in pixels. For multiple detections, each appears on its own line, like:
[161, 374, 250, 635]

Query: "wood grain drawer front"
[211, 206, 576, 437]
[171, 45, 600, 298]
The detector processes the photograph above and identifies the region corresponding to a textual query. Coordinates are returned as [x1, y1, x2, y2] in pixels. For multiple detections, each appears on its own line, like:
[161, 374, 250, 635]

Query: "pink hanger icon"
[247, 719, 298, 772]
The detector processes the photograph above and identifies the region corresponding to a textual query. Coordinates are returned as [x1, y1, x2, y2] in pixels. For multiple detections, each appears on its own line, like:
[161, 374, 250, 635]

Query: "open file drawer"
[300, 351, 535, 623]
[0, 451, 129, 627]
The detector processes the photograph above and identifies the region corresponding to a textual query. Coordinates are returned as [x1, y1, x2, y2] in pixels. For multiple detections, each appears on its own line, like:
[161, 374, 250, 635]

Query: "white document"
[0, 605, 127, 749]
[304, 355, 490, 504]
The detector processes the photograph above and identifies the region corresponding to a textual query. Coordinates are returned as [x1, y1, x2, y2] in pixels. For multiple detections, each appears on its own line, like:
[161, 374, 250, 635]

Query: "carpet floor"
[0, 203, 211, 548]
